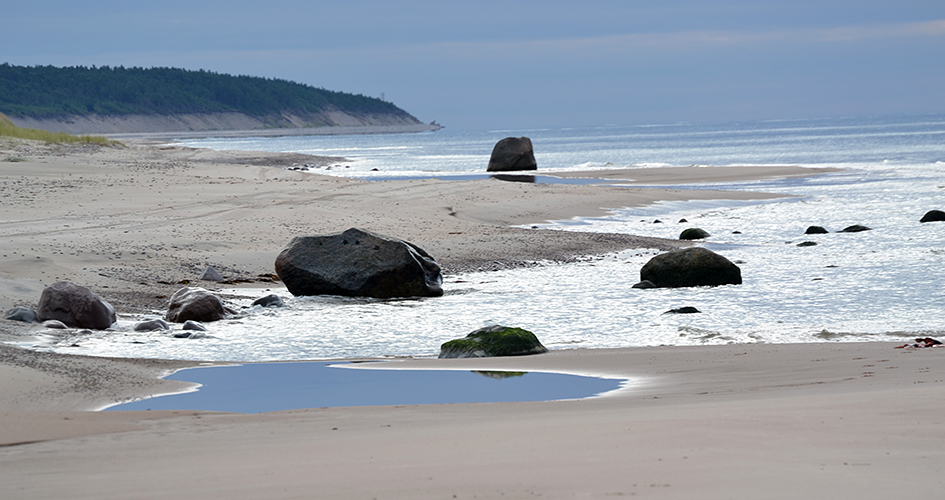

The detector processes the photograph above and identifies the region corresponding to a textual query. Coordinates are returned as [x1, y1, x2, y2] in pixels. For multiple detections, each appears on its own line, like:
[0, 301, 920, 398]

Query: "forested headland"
[0, 64, 436, 135]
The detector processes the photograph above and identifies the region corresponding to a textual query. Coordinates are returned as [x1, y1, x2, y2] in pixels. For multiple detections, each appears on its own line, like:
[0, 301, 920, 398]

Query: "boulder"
[36, 281, 116, 330]
[5, 306, 38, 323]
[839, 224, 871, 233]
[252, 294, 285, 308]
[920, 210, 945, 223]
[639, 247, 742, 288]
[182, 320, 208, 331]
[679, 228, 710, 240]
[165, 287, 228, 323]
[805, 226, 829, 234]
[134, 319, 171, 332]
[486, 137, 537, 172]
[439, 325, 548, 359]
[631, 280, 657, 289]
[274, 228, 443, 298]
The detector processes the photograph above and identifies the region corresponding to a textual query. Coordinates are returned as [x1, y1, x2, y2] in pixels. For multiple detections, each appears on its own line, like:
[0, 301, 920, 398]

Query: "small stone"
[199, 266, 224, 281]
[5, 306, 38, 323]
[664, 306, 701, 314]
[134, 319, 171, 331]
[182, 320, 208, 331]
[252, 294, 285, 308]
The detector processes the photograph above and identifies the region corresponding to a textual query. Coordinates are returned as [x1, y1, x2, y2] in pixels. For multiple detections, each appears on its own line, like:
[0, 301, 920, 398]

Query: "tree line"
[0, 64, 407, 119]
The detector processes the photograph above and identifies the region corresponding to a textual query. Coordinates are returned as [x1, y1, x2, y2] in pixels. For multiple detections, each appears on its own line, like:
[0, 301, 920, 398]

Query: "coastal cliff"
[0, 64, 439, 136]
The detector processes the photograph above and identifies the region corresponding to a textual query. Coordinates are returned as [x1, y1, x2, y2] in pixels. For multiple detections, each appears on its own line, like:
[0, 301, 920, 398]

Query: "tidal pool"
[105, 362, 625, 413]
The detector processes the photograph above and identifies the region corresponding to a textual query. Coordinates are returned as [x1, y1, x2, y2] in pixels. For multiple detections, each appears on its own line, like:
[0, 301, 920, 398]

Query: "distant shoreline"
[9, 111, 442, 140]
[105, 123, 443, 141]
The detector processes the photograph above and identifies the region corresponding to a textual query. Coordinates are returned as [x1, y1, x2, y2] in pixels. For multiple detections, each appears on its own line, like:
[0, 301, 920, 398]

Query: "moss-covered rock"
[439, 325, 548, 359]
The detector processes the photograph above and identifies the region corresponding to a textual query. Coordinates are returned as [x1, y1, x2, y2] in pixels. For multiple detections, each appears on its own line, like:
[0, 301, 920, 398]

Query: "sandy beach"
[2, 137, 942, 498]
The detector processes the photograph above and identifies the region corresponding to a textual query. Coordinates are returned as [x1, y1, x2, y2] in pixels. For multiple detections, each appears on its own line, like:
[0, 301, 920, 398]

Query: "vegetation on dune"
[0, 112, 120, 145]
[0, 63, 410, 119]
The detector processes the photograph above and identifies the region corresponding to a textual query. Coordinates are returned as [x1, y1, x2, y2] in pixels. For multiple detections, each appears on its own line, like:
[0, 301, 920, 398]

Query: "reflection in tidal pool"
[105, 362, 624, 413]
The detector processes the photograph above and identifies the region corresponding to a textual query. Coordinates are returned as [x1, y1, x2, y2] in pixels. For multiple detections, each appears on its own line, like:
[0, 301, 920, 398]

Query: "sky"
[3, 1, 944, 130]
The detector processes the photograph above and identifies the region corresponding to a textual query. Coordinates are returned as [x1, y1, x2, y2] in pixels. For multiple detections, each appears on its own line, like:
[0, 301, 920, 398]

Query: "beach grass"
[0, 112, 121, 146]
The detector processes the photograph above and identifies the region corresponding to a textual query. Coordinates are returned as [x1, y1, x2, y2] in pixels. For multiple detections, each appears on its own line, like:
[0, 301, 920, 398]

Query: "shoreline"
[5, 137, 940, 498]
[103, 123, 443, 141]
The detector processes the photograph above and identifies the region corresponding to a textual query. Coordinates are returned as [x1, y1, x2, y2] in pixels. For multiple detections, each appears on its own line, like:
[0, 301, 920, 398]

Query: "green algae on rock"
[439, 325, 548, 359]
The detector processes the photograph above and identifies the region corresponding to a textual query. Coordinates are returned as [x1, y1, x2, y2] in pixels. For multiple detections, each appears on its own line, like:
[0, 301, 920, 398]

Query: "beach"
[2, 138, 943, 498]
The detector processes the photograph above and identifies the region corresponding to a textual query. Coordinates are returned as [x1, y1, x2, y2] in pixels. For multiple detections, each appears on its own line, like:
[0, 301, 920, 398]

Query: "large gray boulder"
[275, 228, 444, 298]
[36, 281, 116, 330]
[439, 325, 548, 359]
[487, 137, 537, 172]
[639, 247, 742, 288]
[165, 287, 229, 323]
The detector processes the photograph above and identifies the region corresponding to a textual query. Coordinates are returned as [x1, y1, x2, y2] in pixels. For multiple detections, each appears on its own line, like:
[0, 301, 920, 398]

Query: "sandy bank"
[1, 342, 943, 499]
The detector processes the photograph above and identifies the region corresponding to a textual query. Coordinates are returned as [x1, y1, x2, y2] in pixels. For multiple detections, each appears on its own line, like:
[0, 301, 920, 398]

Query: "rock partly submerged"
[439, 325, 548, 359]
[165, 287, 230, 323]
[638, 247, 742, 288]
[679, 228, 710, 240]
[920, 210, 945, 223]
[487, 137, 537, 172]
[275, 228, 443, 299]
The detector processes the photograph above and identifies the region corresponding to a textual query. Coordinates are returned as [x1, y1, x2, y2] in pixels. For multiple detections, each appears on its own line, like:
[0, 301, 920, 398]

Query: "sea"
[40, 114, 945, 362]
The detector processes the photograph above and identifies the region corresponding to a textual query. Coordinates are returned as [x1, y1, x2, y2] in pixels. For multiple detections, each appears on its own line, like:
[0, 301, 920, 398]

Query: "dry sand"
[3, 137, 940, 498]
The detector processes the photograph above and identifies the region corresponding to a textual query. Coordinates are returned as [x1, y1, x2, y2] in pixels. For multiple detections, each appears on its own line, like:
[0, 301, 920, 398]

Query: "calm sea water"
[44, 115, 945, 361]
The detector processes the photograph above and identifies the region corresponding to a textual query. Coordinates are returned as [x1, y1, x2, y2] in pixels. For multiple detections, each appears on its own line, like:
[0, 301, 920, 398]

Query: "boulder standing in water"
[439, 325, 548, 359]
[679, 228, 710, 240]
[36, 281, 117, 330]
[639, 247, 742, 288]
[275, 228, 444, 298]
[165, 287, 229, 323]
[487, 137, 537, 172]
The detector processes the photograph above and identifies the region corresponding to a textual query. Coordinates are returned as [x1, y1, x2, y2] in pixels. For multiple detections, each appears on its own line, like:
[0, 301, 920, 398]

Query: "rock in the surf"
[252, 294, 285, 308]
[639, 247, 742, 288]
[679, 228, 710, 240]
[920, 210, 945, 223]
[134, 318, 171, 332]
[439, 325, 548, 359]
[487, 137, 537, 172]
[839, 224, 871, 233]
[165, 287, 229, 323]
[805, 226, 829, 234]
[275, 228, 443, 298]
[36, 281, 116, 330]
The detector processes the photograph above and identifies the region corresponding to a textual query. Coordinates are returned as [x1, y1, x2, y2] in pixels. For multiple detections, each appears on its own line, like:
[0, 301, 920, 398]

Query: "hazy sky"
[4, 1, 944, 130]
